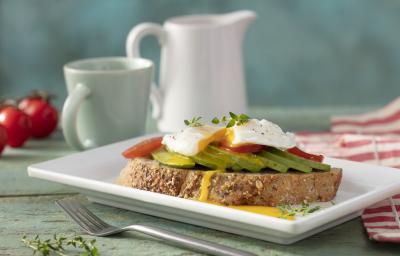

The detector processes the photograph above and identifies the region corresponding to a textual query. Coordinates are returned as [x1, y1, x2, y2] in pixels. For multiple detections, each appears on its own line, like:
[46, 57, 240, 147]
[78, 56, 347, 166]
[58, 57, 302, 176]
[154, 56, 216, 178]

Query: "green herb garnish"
[277, 203, 321, 218]
[212, 112, 250, 127]
[21, 234, 99, 256]
[184, 116, 203, 127]
[211, 116, 228, 125]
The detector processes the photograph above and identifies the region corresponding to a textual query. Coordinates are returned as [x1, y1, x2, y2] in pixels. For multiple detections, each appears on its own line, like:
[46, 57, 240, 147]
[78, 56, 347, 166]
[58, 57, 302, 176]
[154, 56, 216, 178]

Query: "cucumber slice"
[151, 149, 195, 168]
[267, 148, 331, 171]
[260, 151, 311, 173]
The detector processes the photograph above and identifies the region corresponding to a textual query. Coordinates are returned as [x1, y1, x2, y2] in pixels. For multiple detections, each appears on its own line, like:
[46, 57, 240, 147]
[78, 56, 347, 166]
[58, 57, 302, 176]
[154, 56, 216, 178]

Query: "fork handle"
[123, 224, 257, 256]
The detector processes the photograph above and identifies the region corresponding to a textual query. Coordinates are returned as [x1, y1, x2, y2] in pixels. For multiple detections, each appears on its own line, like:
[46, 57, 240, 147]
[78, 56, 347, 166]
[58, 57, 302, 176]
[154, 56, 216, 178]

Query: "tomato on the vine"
[220, 140, 264, 153]
[19, 95, 58, 138]
[0, 106, 32, 147]
[0, 124, 7, 154]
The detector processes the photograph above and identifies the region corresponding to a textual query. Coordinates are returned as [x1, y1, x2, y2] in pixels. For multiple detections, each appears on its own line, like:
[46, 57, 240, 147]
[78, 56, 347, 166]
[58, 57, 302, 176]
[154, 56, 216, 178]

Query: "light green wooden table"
[1, 107, 399, 256]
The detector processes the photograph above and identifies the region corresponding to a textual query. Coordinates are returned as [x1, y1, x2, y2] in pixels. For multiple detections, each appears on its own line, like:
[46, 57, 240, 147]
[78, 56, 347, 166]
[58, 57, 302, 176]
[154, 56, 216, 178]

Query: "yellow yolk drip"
[198, 170, 294, 220]
[225, 128, 235, 144]
[199, 170, 222, 202]
[198, 128, 226, 152]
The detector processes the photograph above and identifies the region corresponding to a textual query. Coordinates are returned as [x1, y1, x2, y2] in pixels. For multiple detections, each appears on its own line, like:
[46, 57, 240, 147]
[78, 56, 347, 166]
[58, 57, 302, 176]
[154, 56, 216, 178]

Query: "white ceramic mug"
[62, 57, 153, 150]
[126, 10, 256, 132]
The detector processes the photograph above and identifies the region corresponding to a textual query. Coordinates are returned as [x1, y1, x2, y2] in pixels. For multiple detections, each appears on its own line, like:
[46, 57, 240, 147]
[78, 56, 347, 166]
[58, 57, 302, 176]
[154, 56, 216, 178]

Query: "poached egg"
[162, 119, 296, 156]
[225, 119, 296, 149]
[162, 125, 225, 156]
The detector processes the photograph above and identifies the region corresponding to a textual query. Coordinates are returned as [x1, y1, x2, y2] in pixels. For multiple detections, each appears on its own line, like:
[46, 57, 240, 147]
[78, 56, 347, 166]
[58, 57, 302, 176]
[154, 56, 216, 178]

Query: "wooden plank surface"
[0, 132, 73, 196]
[1, 194, 399, 256]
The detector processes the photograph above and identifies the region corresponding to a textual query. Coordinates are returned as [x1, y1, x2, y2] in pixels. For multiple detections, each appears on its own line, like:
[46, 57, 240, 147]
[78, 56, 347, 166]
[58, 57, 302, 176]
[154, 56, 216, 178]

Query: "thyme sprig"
[277, 203, 321, 218]
[184, 116, 203, 127]
[21, 234, 99, 256]
[212, 112, 250, 128]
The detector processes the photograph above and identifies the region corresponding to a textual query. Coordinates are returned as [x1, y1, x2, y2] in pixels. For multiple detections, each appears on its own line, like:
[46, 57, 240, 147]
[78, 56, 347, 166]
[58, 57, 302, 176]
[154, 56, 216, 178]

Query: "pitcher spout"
[222, 10, 257, 38]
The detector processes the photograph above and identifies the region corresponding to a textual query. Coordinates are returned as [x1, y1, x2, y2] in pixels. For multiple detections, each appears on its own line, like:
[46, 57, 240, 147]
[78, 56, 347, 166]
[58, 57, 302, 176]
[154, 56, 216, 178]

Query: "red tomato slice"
[122, 137, 163, 159]
[287, 147, 323, 162]
[220, 140, 264, 153]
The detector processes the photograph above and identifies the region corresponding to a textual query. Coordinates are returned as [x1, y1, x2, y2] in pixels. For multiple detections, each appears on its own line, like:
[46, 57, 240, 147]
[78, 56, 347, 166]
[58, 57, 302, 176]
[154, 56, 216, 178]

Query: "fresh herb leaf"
[229, 112, 237, 119]
[21, 234, 99, 256]
[226, 112, 250, 127]
[306, 206, 321, 214]
[184, 116, 203, 127]
[211, 117, 220, 124]
[226, 119, 236, 128]
[278, 203, 321, 218]
[238, 114, 250, 125]
[239, 114, 250, 120]
[210, 113, 251, 128]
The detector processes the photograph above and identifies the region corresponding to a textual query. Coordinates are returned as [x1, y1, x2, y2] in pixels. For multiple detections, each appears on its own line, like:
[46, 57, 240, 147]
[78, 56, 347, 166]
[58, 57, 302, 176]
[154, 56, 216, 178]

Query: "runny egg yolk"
[224, 128, 236, 145]
[197, 128, 226, 152]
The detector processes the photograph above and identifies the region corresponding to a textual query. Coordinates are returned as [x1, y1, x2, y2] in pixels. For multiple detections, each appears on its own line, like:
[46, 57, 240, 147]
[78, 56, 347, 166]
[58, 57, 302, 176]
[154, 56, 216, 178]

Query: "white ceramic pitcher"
[126, 10, 256, 132]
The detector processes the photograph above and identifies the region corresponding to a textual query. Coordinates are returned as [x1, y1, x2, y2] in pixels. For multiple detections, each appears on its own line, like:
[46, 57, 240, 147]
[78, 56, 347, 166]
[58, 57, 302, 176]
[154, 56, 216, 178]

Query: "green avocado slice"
[267, 148, 331, 171]
[260, 151, 312, 173]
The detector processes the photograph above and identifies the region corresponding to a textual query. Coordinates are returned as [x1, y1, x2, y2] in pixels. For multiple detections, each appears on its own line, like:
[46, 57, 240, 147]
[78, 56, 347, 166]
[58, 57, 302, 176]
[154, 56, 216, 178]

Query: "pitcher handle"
[126, 23, 167, 120]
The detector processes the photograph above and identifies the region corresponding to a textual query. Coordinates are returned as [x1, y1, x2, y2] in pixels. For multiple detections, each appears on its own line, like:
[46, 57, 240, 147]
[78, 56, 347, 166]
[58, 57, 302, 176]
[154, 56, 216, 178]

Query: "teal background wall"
[1, 0, 399, 109]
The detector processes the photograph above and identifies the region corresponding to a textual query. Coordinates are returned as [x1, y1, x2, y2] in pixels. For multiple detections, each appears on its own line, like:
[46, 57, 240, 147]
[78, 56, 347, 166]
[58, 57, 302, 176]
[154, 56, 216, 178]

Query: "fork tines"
[56, 198, 112, 234]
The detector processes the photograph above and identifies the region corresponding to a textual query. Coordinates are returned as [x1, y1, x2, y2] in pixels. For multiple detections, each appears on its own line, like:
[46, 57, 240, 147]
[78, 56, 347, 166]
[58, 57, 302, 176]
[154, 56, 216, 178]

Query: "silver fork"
[56, 198, 257, 256]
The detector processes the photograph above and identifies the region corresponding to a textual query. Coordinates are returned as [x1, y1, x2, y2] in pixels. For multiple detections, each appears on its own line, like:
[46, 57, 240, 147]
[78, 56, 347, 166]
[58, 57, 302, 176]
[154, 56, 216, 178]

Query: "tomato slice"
[122, 136, 163, 159]
[220, 140, 264, 153]
[287, 147, 323, 162]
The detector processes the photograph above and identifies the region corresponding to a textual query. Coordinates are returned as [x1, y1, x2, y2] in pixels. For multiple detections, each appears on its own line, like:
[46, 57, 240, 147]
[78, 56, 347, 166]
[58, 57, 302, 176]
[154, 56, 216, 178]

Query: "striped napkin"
[295, 97, 400, 243]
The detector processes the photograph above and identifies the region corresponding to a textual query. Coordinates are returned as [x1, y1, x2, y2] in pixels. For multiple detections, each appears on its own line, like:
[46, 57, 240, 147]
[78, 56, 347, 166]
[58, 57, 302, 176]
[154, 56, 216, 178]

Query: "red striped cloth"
[331, 97, 400, 135]
[294, 97, 400, 243]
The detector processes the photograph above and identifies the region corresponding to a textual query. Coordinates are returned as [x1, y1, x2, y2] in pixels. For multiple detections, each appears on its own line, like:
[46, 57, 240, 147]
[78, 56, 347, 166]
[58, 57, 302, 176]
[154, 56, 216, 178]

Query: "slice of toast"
[116, 158, 342, 206]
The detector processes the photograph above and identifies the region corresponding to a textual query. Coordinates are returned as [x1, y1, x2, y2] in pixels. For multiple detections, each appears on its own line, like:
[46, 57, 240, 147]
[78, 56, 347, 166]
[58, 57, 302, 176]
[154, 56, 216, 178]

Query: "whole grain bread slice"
[116, 158, 342, 206]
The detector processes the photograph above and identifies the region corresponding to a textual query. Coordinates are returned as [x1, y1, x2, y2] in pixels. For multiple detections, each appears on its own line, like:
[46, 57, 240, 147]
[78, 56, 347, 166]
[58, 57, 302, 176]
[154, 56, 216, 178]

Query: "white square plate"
[27, 134, 400, 244]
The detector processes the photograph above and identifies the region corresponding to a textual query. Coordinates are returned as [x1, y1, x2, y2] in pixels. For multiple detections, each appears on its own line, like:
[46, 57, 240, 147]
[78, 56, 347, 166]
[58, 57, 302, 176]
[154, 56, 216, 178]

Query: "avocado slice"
[260, 151, 311, 173]
[207, 145, 270, 172]
[254, 154, 289, 173]
[204, 146, 236, 167]
[191, 151, 227, 169]
[267, 148, 331, 171]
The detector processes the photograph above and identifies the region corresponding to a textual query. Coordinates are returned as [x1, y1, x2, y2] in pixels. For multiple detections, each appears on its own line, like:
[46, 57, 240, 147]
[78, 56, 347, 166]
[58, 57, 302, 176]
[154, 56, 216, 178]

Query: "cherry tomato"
[19, 97, 58, 138]
[0, 106, 32, 147]
[220, 140, 264, 153]
[122, 137, 163, 159]
[287, 147, 323, 162]
[0, 124, 7, 154]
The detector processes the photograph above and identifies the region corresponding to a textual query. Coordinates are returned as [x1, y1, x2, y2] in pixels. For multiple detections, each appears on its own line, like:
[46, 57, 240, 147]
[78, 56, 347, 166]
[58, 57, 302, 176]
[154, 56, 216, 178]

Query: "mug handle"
[126, 23, 167, 120]
[62, 83, 91, 150]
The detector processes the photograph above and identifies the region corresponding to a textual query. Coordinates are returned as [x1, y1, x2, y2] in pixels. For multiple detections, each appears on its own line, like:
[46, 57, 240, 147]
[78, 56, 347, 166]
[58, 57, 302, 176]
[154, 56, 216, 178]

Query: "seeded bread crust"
[116, 158, 342, 206]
